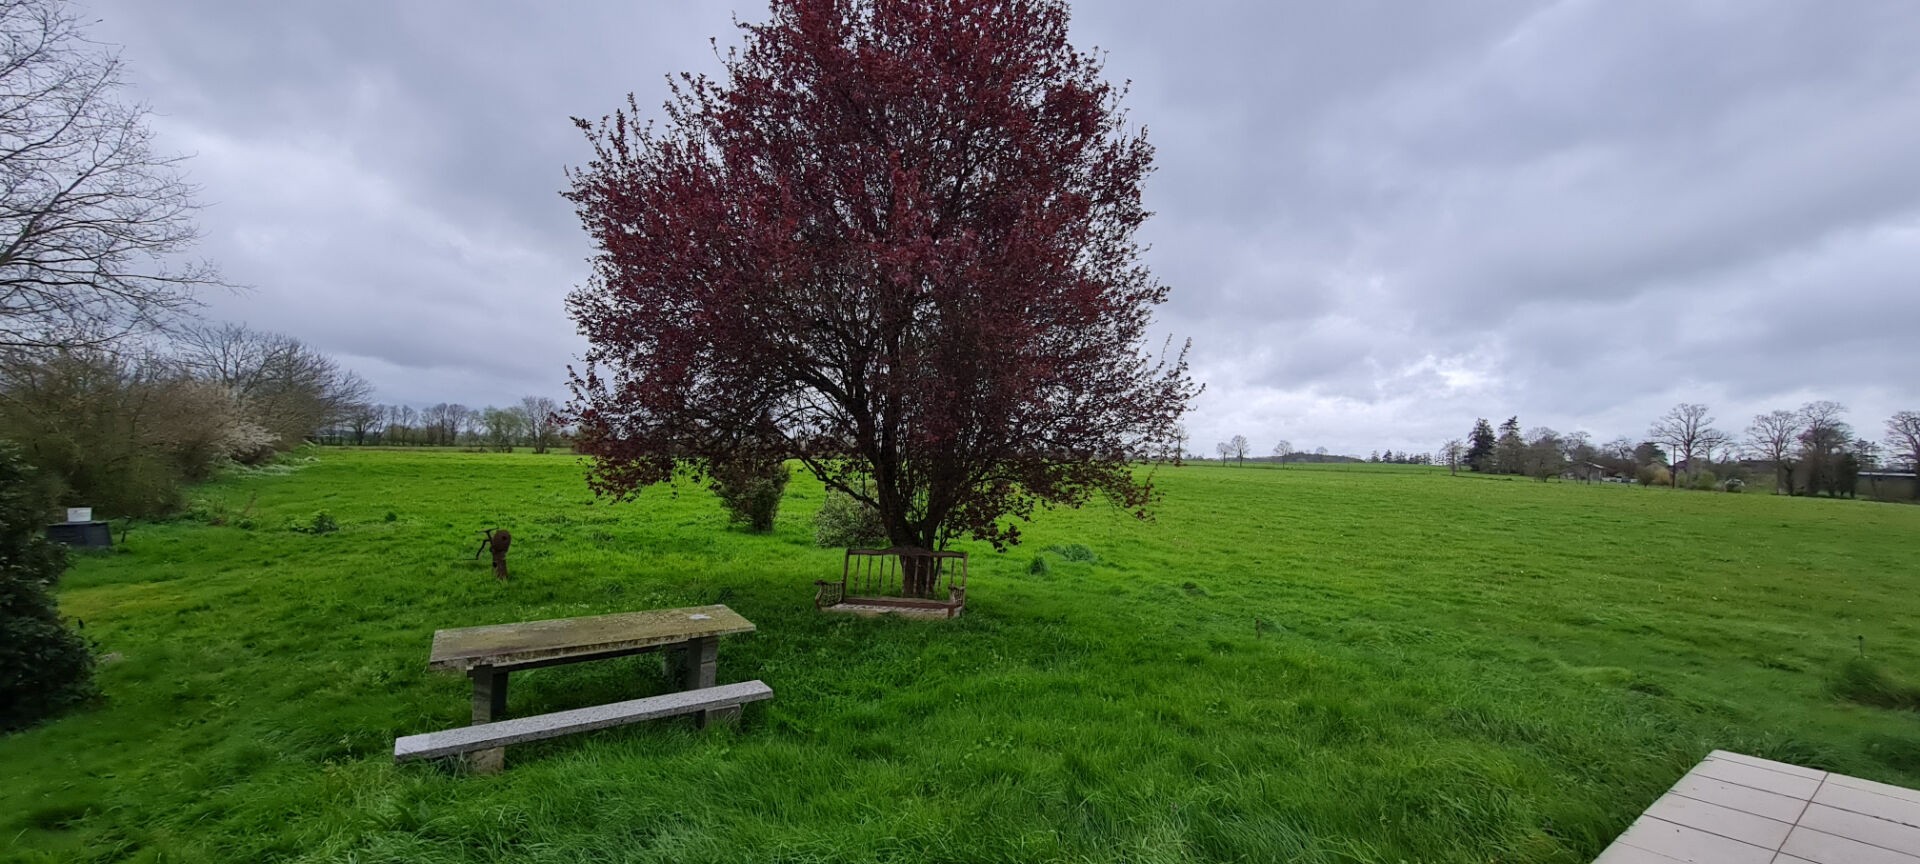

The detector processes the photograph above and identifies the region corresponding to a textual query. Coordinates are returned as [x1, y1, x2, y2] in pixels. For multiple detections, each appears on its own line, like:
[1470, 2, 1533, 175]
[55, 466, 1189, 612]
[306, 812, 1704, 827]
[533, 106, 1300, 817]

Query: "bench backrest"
[842, 547, 967, 600]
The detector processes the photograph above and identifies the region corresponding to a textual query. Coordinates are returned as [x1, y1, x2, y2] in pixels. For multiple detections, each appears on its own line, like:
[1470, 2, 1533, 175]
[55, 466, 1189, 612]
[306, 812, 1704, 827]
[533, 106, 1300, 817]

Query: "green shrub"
[0, 444, 97, 733]
[185, 497, 231, 526]
[1690, 469, 1719, 491]
[710, 460, 789, 533]
[1048, 543, 1097, 563]
[1027, 556, 1052, 576]
[1636, 465, 1671, 487]
[290, 512, 339, 535]
[0, 350, 256, 518]
[814, 489, 886, 548]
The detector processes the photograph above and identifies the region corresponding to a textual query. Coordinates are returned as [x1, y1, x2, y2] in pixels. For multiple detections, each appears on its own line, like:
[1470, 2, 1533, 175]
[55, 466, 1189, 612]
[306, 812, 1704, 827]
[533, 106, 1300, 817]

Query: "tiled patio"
[1596, 750, 1920, 863]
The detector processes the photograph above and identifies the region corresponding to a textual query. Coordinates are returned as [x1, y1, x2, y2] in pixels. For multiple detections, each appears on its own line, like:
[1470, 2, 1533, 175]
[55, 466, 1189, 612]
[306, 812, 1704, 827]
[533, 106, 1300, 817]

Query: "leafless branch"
[0, 0, 226, 350]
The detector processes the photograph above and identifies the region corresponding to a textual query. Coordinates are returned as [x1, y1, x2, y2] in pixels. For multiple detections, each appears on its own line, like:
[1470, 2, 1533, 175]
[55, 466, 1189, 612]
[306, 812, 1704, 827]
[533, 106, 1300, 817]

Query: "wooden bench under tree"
[815, 547, 967, 619]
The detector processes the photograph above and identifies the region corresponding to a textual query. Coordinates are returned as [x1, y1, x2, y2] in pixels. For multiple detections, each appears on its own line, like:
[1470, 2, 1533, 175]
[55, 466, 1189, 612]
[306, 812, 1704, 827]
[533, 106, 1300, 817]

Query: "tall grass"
[5, 452, 1920, 862]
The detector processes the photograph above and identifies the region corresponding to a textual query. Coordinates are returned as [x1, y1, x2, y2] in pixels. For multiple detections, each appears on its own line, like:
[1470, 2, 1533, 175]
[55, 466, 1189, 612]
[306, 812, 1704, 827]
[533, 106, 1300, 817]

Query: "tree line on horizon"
[1440, 402, 1920, 500]
[1185, 432, 1390, 467]
[323, 398, 567, 453]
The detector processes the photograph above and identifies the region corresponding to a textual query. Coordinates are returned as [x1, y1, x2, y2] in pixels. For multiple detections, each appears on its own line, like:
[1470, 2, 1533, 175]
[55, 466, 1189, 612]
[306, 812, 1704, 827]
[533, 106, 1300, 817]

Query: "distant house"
[1562, 461, 1614, 482]
[1858, 471, 1918, 501]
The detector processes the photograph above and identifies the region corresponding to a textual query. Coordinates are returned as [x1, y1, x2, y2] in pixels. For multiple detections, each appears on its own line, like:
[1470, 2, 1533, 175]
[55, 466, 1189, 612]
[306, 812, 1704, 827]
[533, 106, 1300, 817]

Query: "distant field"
[6, 450, 1920, 863]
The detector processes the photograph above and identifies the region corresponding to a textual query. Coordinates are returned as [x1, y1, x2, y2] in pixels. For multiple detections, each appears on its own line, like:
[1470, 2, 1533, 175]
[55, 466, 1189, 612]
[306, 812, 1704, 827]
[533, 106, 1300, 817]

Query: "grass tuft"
[1047, 543, 1098, 563]
[1830, 656, 1920, 711]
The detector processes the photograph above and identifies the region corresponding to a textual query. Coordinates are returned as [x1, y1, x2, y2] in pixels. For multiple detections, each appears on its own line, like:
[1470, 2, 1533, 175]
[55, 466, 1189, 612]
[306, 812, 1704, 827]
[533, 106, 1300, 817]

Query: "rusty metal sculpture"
[474, 528, 511, 581]
[815, 547, 966, 619]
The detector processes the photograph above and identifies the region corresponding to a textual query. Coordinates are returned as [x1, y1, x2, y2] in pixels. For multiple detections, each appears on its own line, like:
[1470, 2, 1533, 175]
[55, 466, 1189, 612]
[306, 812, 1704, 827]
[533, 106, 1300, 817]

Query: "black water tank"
[46, 521, 112, 549]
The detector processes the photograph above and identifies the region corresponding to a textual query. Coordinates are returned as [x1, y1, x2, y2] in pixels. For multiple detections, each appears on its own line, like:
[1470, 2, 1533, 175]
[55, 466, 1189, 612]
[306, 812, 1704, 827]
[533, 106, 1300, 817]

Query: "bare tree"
[1697, 428, 1734, 467]
[344, 401, 380, 445]
[458, 405, 483, 446]
[1887, 411, 1920, 475]
[1649, 403, 1716, 487]
[1746, 410, 1800, 494]
[1522, 427, 1565, 481]
[172, 323, 368, 447]
[1272, 439, 1292, 464]
[0, 0, 224, 349]
[520, 395, 560, 454]
[1224, 434, 1249, 467]
[383, 403, 417, 445]
[418, 404, 444, 445]
[1796, 401, 1850, 497]
[1441, 439, 1464, 475]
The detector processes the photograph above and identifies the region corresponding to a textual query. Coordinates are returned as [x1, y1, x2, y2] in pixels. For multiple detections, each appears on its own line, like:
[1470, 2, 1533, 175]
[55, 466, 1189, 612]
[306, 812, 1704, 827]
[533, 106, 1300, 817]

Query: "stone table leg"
[468, 666, 508, 773]
[678, 636, 737, 727]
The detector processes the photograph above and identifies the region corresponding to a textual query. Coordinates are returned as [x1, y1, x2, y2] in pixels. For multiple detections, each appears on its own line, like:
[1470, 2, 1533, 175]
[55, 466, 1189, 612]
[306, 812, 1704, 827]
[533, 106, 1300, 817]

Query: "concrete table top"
[427, 604, 755, 671]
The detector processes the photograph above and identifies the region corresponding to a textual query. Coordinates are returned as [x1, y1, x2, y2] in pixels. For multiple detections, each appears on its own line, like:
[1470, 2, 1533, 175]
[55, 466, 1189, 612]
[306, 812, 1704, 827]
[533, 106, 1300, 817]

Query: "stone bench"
[394, 679, 774, 764]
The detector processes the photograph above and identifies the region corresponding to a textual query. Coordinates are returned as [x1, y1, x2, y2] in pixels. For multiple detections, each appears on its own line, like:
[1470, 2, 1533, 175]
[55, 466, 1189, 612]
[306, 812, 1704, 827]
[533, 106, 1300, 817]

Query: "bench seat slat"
[394, 680, 773, 762]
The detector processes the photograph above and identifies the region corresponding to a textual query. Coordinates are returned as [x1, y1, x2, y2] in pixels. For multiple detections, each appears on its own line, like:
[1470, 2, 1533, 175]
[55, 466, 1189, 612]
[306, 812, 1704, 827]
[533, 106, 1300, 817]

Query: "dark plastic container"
[46, 521, 112, 549]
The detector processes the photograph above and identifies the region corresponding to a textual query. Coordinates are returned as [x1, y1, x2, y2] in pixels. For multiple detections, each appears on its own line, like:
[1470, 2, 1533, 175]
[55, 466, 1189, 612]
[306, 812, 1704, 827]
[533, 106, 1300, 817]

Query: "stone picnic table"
[423, 604, 757, 771]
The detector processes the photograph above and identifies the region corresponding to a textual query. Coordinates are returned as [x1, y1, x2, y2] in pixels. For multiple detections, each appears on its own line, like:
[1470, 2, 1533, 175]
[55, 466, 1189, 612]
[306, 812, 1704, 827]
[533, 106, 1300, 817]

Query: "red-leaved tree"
[564, 0, 1196, 552]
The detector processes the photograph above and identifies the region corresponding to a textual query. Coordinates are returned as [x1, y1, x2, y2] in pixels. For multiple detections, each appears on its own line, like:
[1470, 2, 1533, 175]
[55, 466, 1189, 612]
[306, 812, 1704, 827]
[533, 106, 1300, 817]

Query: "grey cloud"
[76, 0, 1920, 454]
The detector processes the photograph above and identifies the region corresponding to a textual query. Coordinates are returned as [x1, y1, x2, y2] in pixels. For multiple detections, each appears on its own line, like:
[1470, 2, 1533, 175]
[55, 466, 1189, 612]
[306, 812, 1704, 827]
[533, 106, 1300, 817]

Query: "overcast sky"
[86, 0, 1919, 457]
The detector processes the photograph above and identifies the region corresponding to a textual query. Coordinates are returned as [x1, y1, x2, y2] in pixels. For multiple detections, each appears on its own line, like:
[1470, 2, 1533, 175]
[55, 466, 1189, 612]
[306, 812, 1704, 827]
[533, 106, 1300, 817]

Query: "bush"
[289, 511, 339, 535]
[1048, 543, 1098, 563]
[1690, 469, 1719, 491]
[0, 349, 277, 517]
[0, 444, 97, 733]
[1636, 465, 1671, 487]
[710, 460, 789, 533]
[814, 489, 886, 548]
[1724, 478, 1745, 493]
[185, 496, 232, 526]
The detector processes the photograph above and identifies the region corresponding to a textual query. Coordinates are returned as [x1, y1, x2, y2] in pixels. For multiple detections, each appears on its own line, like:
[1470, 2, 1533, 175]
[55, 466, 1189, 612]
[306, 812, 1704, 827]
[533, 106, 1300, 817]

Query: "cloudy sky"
[87, 0, 1919, 457]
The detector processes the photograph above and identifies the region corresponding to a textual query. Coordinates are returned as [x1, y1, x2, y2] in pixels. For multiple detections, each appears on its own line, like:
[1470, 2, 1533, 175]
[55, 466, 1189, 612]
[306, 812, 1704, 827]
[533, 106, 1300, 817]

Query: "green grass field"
[6, 449, 1920, 863]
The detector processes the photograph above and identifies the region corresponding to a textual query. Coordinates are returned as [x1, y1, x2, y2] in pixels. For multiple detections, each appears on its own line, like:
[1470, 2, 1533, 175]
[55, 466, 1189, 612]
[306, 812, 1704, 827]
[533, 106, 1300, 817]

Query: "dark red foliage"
[564, 0, 1197, 550]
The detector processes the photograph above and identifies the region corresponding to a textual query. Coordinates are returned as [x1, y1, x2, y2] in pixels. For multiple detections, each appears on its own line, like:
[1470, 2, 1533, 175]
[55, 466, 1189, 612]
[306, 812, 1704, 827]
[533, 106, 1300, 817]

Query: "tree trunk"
[881, 513, 937, 597]
[900, 552, 938, 598]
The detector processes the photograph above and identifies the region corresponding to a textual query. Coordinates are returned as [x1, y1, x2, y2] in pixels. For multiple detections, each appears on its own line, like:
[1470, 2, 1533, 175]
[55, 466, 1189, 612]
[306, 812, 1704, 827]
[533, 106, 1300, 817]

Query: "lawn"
[6, 449, 1920, 863]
